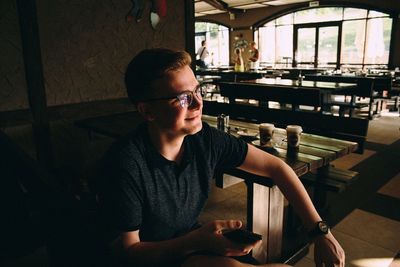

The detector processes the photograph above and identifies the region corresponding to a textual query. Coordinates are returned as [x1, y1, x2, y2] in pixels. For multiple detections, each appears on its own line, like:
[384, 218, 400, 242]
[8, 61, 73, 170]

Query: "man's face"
[145, 65, 203, 137]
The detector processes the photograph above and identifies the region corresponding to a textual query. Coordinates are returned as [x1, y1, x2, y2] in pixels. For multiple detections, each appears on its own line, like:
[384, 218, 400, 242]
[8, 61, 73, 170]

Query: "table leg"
[247, 182, 284, 263]
[313, 166, 329, 213]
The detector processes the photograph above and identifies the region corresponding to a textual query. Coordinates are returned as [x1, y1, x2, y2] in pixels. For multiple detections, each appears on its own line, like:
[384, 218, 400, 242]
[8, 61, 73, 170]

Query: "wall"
[0, 0, 187, 187]
[0, 0, 186, 112]
[200, 0, 400, 66]
[0, 0, 29, 112]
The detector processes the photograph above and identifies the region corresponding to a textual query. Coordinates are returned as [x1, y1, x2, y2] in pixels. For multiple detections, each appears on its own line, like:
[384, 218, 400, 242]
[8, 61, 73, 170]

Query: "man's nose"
[189, 94, 202, 109]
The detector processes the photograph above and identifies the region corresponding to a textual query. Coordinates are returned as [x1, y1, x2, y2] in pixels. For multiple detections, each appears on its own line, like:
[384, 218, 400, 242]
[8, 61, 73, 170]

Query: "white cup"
[259, 123, 275, 145]
[286, 125, 303, 148]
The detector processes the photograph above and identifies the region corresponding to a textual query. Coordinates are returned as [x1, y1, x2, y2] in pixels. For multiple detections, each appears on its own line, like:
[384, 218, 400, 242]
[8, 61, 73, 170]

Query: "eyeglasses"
[143, 83, 207, 108]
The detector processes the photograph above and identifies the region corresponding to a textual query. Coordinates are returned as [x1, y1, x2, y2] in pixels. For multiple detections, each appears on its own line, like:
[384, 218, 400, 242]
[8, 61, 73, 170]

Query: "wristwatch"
[308, 221, 330, 239]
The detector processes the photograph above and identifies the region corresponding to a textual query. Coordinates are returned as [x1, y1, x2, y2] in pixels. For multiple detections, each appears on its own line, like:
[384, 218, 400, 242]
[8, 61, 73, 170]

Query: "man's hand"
[314, 232, 345, 267]
[189, 220, 261, 257]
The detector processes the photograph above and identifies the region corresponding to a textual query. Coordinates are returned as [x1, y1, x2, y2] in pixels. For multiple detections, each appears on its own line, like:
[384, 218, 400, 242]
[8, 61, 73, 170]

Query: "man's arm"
[238, 144, 320, 228]
[120, 230, 196, 265]
[238, 144, 345, 266]
[120, 220, 261, 266]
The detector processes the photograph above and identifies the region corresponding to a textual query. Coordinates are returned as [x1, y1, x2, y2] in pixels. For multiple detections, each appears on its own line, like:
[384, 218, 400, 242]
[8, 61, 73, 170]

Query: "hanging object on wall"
[154, 0, 167, 17]
[126, 0, 167, 29]
[150, 0, 167, 29]
[126, 0, 146, 23]
[150, 11, 160, 29]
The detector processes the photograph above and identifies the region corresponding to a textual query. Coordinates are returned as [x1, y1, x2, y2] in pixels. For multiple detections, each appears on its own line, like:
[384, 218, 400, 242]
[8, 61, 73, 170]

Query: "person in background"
[99, 48, 345, 267]
[234, 48, 245, 72]
[248, 41, 260, 70]
[196, 40, 210, 69]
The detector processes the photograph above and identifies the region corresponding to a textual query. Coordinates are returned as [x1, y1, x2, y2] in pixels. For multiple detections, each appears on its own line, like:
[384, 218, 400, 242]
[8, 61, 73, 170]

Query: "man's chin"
[185, 121, 203, 135]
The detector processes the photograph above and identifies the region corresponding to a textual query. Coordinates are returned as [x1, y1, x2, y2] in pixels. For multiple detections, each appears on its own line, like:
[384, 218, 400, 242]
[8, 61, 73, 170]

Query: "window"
[257, 7, 393, 69]
[195, 22, 229, 66]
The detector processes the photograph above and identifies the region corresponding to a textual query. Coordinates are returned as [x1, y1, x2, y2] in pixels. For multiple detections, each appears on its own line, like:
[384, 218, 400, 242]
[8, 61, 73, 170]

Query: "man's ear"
[137, 102, 156, 121]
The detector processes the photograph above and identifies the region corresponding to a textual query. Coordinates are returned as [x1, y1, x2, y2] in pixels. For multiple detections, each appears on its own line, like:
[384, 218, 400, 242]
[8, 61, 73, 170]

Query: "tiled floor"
[378, 173, 400, 199]
[297, 111, 400, 267]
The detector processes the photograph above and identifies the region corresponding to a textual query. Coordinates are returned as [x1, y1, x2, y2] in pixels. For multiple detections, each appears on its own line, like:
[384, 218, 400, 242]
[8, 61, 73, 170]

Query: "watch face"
[319, 222, 329, 233]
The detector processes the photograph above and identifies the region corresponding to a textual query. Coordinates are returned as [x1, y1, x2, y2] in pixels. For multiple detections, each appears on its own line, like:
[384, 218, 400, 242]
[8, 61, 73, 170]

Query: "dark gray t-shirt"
[100, 122, 248, 242]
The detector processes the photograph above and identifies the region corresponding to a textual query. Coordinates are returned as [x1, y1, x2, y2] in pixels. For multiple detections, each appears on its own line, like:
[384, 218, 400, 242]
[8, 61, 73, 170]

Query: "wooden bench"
[300, 165, 360, 208]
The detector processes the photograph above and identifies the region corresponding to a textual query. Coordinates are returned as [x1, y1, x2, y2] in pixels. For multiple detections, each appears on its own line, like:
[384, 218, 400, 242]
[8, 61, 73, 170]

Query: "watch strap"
[308, 221, 329, 239]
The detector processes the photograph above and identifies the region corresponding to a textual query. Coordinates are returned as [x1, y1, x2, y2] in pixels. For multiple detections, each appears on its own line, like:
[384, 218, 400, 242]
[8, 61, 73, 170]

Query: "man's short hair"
[201, 40, 206, 46]
[125, 48, 192, 104]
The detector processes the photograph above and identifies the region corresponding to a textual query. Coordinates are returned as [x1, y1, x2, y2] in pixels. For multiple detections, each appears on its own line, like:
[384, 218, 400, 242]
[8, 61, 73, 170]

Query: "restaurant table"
[305, 73, 394, 97]
[241, 78, 357, 93]
[220, 78, 358, 111]
[195, 69, 267, 82]
[305, 74, 395, 117]
[74, 112, 358, 264]
[305, 73, 393, 92]
[279, 67, 326, 79]
[305, 73, 393, 82]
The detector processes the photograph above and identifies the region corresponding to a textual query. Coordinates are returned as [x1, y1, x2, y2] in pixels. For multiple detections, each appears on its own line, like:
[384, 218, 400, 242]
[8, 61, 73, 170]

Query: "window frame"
[194, 20, 231, 67]
[254, 5, 395, 69]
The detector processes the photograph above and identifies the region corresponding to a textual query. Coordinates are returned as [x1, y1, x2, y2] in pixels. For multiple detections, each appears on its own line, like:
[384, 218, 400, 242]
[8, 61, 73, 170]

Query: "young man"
[99, 48, 345, 267]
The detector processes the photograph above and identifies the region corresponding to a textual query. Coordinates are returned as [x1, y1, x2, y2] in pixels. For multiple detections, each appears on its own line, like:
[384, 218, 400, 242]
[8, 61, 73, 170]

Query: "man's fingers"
[212, 220, 242, 232]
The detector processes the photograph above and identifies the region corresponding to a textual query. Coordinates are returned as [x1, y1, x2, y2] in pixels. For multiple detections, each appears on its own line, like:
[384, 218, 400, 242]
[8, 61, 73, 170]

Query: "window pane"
[276, 13, 293, 25]
[276, 25, 293, 64]
[297, 27, 315, 63]
[264, 20, 275, 27]
[294, 7, 343, 24]
[318, 26, 339, 65]
[217, 29, 230, 66]
[259, 26, 276, 64]
[195, 22, 207, 32]
[343, 8, 367, 20]
[368, 10, 389, 18]
[341, 20, 366, 64]
[364, 18, 392, 64]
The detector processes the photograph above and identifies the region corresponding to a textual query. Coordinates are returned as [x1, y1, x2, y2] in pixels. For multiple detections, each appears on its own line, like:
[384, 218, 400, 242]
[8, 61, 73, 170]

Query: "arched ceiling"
[195, 0, 310, 17]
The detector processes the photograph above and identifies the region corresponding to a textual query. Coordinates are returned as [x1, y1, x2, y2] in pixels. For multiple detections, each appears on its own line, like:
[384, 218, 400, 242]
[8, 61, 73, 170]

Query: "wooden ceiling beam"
[202, 0, 245, 14]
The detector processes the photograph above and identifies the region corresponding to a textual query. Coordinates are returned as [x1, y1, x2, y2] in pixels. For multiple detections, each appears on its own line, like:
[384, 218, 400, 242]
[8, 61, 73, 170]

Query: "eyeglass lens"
[177, 85, 205, 108]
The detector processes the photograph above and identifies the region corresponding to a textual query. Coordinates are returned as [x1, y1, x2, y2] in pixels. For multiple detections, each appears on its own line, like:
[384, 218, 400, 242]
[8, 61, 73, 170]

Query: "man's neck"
[147, 123, 185, 163]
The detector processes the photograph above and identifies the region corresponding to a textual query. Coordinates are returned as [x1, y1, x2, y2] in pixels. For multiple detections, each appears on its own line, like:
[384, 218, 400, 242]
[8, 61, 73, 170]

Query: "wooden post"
[16, 0, 54, 170]
[247, 182, 284, 263]
[185, 0, 195, 68]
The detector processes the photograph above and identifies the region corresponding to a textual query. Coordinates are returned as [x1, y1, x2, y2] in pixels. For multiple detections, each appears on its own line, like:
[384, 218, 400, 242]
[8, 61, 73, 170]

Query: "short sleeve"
[100, 150, 144, 232]
[202, 123, 248, 170]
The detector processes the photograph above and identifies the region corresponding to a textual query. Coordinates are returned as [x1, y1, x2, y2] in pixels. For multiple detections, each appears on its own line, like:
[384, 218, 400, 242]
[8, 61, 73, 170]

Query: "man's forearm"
[272, 161, 322, 230]
[125, 233, 201, 265]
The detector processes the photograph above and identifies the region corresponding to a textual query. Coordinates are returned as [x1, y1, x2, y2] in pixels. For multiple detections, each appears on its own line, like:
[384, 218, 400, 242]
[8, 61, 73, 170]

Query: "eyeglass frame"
[140, 83, 207, 108]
